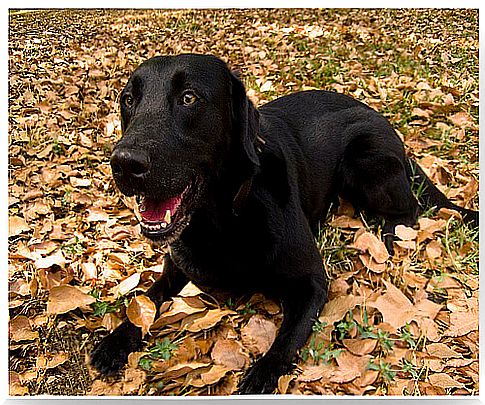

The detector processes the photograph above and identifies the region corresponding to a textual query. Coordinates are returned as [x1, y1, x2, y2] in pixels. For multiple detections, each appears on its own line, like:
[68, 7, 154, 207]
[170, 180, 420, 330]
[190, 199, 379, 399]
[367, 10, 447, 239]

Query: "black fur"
[90, 54, 478, 394]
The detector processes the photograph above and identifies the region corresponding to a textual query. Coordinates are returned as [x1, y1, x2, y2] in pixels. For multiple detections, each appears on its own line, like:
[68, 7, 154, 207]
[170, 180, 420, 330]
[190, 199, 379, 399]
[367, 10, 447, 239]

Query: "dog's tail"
[406, 158, 478, 228]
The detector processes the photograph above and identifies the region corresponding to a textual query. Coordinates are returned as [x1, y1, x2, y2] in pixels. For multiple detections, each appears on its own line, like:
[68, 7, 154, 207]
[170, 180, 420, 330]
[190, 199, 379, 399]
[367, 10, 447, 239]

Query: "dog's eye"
[123, 95, 134, 108]
[182, 91, 198, 106]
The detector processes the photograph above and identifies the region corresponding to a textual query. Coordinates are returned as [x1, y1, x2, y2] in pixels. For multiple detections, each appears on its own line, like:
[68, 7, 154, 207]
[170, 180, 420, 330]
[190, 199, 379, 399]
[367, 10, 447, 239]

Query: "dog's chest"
[169, 225, 271, 294]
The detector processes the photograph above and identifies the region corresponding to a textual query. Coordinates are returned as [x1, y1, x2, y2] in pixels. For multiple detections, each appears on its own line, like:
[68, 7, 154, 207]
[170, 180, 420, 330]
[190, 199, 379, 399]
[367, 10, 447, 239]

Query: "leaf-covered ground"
[8, 9, 478, 396]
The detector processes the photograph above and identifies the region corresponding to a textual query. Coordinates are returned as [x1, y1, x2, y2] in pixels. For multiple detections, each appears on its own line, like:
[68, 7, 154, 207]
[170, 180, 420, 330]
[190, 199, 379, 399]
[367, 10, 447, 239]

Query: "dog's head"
[110, 54, 260, 242]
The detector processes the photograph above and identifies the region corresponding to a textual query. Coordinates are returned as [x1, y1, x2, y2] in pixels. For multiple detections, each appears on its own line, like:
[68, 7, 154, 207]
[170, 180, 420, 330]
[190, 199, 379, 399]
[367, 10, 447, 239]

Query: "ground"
[8, 9, 478, 396]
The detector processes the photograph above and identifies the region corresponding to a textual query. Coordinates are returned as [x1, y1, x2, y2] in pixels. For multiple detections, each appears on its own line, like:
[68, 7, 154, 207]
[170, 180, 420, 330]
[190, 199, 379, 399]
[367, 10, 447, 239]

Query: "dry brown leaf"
[330, 215, 363, 229]
[368, 280, 416, 329]
[394, 240, 416, 250]
[395, 225, 418, 241]
[211, 339, 250, 370]
[88, 379, 123, 396]
[445, 309, 478, 337]
[419, 318, 442, 342]
[36, 352, 69, 369]
[297, 365, 329, 382]
[426, 240, 442, 260]
[190, 365, 231, 387]
[352, 231, 388, 263]
[34, 250, 66, 270]
[46, 285, 96, 314]
[126, 295, 156, 337]
[359, 253, 386, 273]
[448, 111, 476, 128]
[80, 262, 97, 281]
[342, 338, 377, 356]
[163, 362, 211, 380]
[9, 316, 39, 342]
[112, 272, 140, 296]
[86, 207, 109, 222]
[178, 282, 204, 297]
[319, 295, 363, 325]
[428, 372, 465, 389]
[335, 350, 370, 382]
[9, 371, 29, 396]
[277, 374, 294, 394]
[152, 297, 206, 329]
[9, 215, 30, 237]
[240, 315, 277, 356]
[122, 368, 145, 394]
[184, 309, 235, 333]
[426, 343, 462, 359]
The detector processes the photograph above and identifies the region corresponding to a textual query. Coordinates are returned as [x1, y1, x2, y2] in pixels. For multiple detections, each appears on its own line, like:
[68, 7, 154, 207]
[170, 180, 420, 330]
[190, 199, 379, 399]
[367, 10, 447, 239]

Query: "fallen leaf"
[190, 365, 231, 387]
[330, 215, 363, 229]
[47, 285, 96, 314]
[36, 352, 69, 369]
[448, 111, 476, 128]
[211, 339, 250, 370]
[126, 295, 156, 337]
[80, 262, 97, 281]
[184, 309, 235, 333]
[9, 371, 29, 396]
[368, 280, 416, 329]
[9, 316, 39, 342]
[319, 295, 363, 325]
[445, 309, 478, 337]
[152, 297, 206, 329]
[9, 215, 30, 237]
[342, 338, 377, 356]
[112, 272, 140, 296]
[34, 250, 66, 269]
[426, 240, 442, 260]
[395, 225, 418, 241]
[426, 343, 462, 359]
[162, 362, 210, 380]
[428, 372, 465, 389]
[278, 374, 294, 394]
[122, 368, 145, 394]
[353, 231, 389, 263]
[359, 254, 386, 273]
[240, 315, 277, 356]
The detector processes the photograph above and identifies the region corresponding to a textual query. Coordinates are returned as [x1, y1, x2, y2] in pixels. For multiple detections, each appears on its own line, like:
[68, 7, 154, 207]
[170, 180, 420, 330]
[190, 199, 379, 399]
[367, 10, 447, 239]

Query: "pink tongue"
[140, 196, 181, 222]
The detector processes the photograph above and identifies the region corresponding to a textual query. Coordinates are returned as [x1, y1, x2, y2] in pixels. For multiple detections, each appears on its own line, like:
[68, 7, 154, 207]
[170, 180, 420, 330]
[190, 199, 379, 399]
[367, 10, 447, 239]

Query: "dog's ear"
[230, 72, 260, 171]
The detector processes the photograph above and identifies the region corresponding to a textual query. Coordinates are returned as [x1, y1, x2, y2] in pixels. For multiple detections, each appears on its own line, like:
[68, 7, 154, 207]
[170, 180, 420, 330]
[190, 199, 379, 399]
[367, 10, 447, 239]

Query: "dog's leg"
[90, 255, 187, 375]
[341, 152, 419, 254]
[238, 267, 327, 394]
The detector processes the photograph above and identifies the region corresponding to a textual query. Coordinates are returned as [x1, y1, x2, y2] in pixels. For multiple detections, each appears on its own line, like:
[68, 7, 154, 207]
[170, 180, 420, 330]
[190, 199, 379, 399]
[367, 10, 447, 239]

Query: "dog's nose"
[110, 148, 150, 179]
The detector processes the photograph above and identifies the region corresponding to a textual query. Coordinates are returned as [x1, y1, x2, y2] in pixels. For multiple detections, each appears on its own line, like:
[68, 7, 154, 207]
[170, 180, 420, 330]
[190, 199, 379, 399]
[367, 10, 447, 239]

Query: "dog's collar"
[232, 135, 266, 216]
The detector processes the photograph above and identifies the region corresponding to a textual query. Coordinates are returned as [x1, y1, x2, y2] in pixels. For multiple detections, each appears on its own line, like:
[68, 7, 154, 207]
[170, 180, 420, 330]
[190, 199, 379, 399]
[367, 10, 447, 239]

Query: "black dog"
[90, 54, 478, 394]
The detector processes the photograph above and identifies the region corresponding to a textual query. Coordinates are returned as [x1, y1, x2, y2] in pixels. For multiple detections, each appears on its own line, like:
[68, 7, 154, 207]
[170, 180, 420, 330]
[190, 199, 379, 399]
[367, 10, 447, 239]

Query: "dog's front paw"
[90, 321, 143, 375]
[237, 356, 293, 395]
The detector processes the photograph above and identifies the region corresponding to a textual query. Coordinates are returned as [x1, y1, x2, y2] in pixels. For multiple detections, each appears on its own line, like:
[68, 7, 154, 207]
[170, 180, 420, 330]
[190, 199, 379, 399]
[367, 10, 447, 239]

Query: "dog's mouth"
[135, 178, 201, 242]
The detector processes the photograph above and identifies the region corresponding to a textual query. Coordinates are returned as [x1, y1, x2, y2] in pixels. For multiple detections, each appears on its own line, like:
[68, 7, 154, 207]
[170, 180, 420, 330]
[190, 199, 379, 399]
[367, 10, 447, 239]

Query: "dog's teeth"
[164, 210, 171, 224]
[161, 222, 167, 228]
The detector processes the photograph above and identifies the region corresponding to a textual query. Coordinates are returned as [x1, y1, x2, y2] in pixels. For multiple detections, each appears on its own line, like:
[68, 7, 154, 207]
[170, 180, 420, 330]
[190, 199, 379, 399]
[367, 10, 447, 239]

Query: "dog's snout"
[111, 148, 150, 179]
